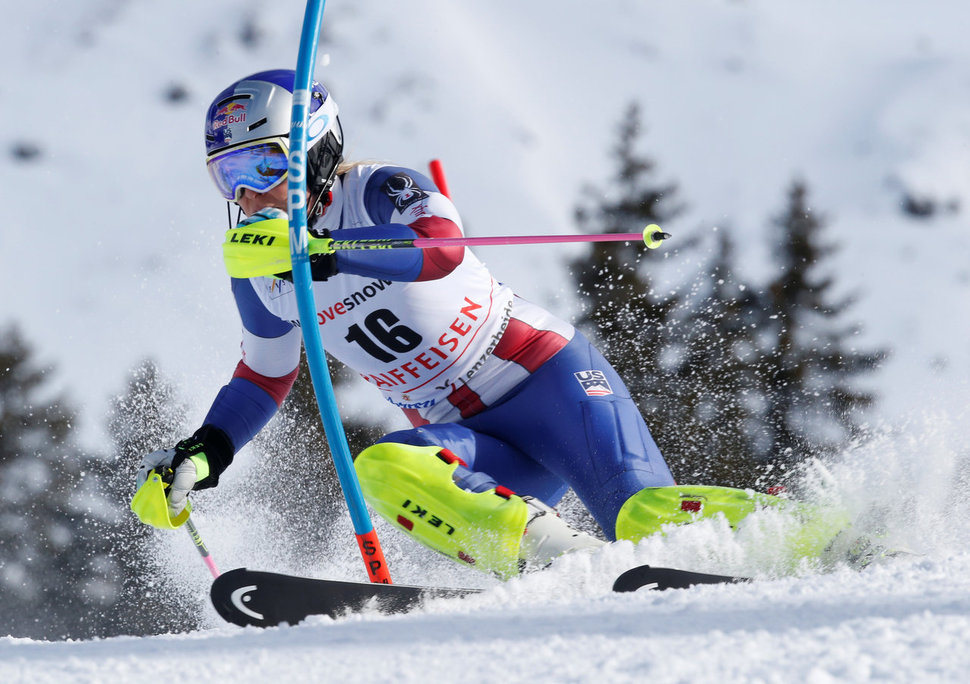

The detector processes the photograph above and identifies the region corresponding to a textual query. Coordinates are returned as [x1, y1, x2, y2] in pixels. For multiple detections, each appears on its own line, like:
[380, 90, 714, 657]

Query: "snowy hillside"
[4, 0, 970, 681]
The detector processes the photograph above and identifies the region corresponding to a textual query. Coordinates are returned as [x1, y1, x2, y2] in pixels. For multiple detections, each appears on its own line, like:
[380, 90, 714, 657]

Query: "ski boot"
[519, 496, 604, 572]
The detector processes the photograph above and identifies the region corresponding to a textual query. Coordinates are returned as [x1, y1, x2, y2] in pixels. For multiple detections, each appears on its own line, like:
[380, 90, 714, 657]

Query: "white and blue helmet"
[204, 69, 343, 202]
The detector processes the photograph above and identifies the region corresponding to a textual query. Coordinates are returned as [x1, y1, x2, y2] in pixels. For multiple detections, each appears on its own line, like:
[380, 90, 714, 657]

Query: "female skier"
[136, 70, 810, 577]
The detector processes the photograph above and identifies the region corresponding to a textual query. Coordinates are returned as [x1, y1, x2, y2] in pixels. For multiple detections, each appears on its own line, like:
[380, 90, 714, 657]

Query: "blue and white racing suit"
[201, 163, 674, 537]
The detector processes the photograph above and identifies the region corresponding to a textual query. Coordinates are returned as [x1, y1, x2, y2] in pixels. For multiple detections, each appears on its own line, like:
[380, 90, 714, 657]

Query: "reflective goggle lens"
[206, 141, 289, 201]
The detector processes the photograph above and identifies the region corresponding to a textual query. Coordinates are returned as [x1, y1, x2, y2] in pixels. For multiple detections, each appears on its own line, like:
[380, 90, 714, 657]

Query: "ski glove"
[136, 425, 234, 516]
[274, 228, 338, 282]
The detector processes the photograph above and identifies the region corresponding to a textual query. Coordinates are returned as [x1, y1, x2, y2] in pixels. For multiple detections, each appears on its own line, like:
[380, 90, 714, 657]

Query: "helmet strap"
[226, 202, 245, 229]
[307, 161, 340, 219]
[308, 192, 325, 220]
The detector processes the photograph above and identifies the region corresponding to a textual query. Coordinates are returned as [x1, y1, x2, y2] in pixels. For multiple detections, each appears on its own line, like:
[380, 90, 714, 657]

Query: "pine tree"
[247, 352, 385, 568]
[572, 102, 686, 422]
[661, 231, 773, 486]
[757, 180, 884, 462]
[572, 108, 884, 489]
[0, 325, 124, 638]
[570, 103, 752, 487]
[96, 358, 198, 636]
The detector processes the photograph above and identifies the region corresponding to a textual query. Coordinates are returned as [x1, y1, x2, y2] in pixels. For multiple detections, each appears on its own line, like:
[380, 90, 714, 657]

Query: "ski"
[611, 564, 746, 592]
[211, 564, 749, 627]
[210, 568, 480, 627]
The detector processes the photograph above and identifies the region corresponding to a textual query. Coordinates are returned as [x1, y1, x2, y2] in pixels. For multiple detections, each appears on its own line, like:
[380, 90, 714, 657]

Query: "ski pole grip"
[130, 469, 192, 529]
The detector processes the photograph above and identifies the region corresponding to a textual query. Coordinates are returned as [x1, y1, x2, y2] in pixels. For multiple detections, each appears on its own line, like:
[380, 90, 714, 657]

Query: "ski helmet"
[204, 69, 343, 202]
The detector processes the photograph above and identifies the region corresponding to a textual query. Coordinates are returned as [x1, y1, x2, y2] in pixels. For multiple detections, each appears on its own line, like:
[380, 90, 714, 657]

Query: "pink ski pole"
[185, 517, 220, 579]
[330, 224, 670, 252]
[420, 159, 669, 250]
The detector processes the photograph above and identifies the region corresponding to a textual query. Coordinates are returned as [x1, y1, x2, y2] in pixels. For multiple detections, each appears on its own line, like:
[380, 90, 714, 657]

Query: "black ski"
[211, 564, 749, 627]
[210, 568, 480, 627]
[611, 564, 746, 592]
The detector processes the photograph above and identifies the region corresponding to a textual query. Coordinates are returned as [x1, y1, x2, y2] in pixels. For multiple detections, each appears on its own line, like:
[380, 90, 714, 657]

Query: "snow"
[5, 417, 970, 682]
[4, 557, 970, 683]
[4, 0, 970, 680]
[4, 547, 970, 682]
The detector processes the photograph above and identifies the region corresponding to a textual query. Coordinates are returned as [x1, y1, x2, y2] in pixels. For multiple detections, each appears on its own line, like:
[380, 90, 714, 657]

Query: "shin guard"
[615, 485, 848, 560]
[355, 443, 528, 578]
[615, 485, 779, 541]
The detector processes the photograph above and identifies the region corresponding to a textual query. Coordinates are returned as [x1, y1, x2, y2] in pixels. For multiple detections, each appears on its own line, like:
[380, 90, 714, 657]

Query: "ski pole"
[353, 157, 669, 249]
[328, 225, 670, 251]
[185, 516, 220, 579]
[223, 222, 670, 279]
[288, 0, 393, 584]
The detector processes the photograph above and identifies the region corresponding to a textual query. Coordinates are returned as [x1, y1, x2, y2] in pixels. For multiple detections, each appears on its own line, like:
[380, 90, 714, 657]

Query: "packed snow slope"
[3, 555, 970, 683]
[4, 0, 970, 682]
[4, 419, 970, 682]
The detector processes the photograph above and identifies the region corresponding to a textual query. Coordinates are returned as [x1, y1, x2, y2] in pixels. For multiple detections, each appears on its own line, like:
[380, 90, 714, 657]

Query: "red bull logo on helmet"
[213, 101, 247, 130]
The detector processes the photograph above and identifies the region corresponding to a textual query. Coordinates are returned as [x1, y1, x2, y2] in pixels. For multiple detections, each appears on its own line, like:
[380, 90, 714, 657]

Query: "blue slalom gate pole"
[287, 0, 391, 583]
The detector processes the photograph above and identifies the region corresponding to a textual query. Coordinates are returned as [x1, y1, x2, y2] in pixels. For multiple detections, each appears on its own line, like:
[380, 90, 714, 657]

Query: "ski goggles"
[206, 138, 290, 201]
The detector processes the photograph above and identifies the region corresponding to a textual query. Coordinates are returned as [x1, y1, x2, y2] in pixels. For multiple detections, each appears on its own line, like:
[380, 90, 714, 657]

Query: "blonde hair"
[336, 159, 384, 175]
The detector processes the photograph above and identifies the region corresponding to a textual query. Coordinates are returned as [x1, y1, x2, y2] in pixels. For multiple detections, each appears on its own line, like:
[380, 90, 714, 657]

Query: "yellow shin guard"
[615, 485, 779, 540]
[355, 443, 529, 578]
[615, 485, 848, 560]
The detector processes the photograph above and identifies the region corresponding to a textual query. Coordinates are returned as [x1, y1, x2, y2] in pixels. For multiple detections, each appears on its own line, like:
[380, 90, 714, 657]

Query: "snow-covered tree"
[571, 102, 685, 424]
[572, 109, 884, 488]
[98, 359, 199, 636]
[247, 353, 386, 568]
[0, 325, 119, 638]
[757, 180, 884, 462]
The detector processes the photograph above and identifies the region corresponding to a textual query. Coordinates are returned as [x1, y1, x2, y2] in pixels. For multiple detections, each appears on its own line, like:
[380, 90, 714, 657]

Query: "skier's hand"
[136, 447, 196, 516]
[273, 252, 337, 282]
[309, 249, 338, 281]
[135, 425, 234, 516]
[274, 228, 338, 282]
